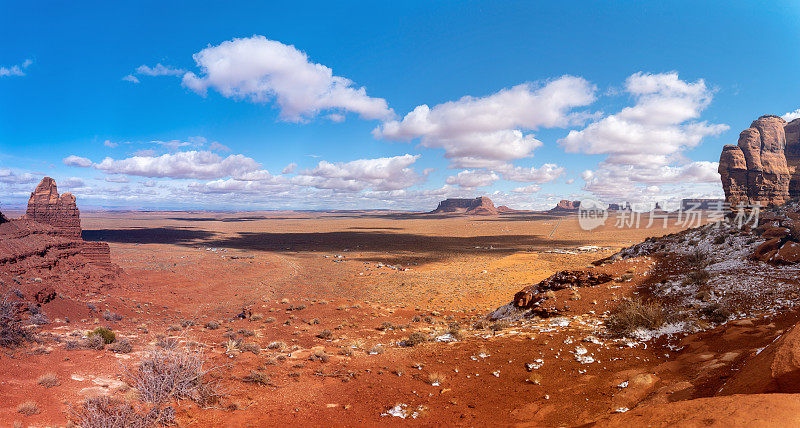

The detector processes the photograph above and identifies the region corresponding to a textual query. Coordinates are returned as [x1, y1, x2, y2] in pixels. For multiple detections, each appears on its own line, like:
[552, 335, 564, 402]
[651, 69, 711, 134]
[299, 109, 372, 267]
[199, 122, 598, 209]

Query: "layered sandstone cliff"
[24, 177, 82, 238]
[430, 196, 499, 215]
[719, 115, 800, 206]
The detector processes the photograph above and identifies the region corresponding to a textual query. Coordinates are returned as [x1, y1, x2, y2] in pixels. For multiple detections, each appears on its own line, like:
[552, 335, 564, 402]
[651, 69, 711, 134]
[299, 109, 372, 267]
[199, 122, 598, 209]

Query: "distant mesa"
[550, 200, 581, 212]
[430, 196, 515, 215]
[719, 115, 800, 207]
[24, 177, 82, 238]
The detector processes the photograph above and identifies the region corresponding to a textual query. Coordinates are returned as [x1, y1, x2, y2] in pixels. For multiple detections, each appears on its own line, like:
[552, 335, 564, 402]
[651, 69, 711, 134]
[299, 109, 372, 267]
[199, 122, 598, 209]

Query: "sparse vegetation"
[37, 373, 59, 388]
[17, 401, 39, 416]
[267, 341, 287, 351]
[86, 334, 106, 350]
[238, 328, 255, 337]
[377, 321, 394, 331]
[700, 303, 731, 323]
[316, 329, 332, 339]
[263, 317, 276, 324]
[239, 342, 260, 354]
[204, 321, 220, 330]
[109, 338, 133, 353]
[30, 312, 49, 325]
[1, 293, 30, 347]
[88, 327, 116, 344]
[367, 345, 384, 354]
[605, 298, 667, 337]
[685, 269, 711, 286]
[126, 343, 221, 410]
[71, 396, 158, 428]
[167, 324, 182, 332]
[243, 370, 271, 386]
[180, 320, 195, 328]
[400, 332, 427, 347]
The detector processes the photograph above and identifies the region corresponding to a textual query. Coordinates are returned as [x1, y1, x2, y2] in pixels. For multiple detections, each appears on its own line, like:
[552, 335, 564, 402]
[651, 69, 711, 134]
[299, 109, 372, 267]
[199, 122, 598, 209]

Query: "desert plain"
[8, 207, 796, 427]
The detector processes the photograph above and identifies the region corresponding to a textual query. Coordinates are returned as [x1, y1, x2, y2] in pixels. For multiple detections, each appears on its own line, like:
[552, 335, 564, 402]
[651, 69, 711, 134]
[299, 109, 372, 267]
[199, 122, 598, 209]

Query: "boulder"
[721, 321, 800, 394]
[774, 241, 800, 264]
[751, 238, 782, 262]
[24, 177, 81, 238]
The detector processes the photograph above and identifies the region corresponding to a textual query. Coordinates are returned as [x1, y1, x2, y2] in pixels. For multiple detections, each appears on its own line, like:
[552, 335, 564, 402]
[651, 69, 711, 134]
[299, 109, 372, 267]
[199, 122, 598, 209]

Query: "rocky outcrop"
[719, 116, 800, 207]
[24, 177, 81, 238]
[1, 178, 119, 298]
[0, 210, 7, 224]
[512, 270, 613, 310]
[550, 200, 580, 212]
[430, 196, 498, 215]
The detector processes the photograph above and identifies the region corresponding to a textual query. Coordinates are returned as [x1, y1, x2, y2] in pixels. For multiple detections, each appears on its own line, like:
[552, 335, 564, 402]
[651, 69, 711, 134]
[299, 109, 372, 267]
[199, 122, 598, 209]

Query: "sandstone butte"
[1, 177, 116, 273]
[719, 115, 800, 207]
[429, 196, 516, 215]
[24, 177, 82, 238]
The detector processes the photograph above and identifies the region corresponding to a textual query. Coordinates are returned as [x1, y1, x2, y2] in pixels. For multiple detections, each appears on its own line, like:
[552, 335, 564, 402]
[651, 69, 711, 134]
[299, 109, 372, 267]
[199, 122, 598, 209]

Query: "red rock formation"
[719, 115, 792, 207]
[512, 270, 614, 309]
[550, 200, 581, 211]
[24, 177, 82, 238]
[430, 196, 499, 215]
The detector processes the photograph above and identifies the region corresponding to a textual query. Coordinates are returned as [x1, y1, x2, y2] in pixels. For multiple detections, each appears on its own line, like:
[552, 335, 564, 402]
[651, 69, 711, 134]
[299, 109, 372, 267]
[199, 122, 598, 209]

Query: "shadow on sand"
[82, 227, 216, 244]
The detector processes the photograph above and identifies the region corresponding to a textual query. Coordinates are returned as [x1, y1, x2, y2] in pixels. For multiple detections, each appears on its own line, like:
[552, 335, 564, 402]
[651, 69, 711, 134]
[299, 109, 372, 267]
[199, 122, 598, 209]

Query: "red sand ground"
[2, 210, 798, 427]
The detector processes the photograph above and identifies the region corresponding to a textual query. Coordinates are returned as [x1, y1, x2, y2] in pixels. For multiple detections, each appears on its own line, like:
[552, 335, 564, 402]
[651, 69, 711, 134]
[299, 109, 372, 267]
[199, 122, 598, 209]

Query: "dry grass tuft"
[242, 370, 271, 386]
[605, 298, 667, 336]
[427, 372, 446, 386]
[37, 373, 59, 388]
[17, 401, 39, 416]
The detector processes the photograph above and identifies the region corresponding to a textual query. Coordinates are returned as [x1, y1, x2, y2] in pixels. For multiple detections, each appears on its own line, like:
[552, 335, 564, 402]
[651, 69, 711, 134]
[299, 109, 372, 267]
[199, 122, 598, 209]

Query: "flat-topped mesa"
[719, 115, 800, 207]
[430, 196, 498, 215]
[24, 177, 82, 238]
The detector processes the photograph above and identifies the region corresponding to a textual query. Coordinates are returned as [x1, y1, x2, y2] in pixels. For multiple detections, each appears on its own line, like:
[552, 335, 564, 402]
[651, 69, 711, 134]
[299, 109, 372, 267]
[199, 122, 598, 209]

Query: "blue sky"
[2, 1, 800, 210]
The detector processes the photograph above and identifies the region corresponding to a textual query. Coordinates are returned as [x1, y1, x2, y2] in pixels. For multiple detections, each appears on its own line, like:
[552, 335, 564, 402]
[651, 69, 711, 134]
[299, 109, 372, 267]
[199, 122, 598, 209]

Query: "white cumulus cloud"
[445, 170, 500, 188]
[375, 76, 597, 166]
[63, 151, 261, 180]
[782, 109, 800, 122]
[181, 35, 392, 122]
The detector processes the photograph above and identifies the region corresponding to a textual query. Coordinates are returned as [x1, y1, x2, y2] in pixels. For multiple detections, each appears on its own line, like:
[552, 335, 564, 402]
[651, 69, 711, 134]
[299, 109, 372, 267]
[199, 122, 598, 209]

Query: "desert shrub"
[88, 327, 116, 344]
[685, 269, 711, 286]
[10, 288, 24, 299]
[489, 322, 507, 332]
[86, 334, 106, 350]
[250, 313, 264, 321]
[447, 322, 462, 338]
[1, 293, 30, 347]
[605, 298, 667, 336]
[400, 332, 427, 347]
[307, 318, 319, 325]
[17, 401, 39, 415]
[267, 341, 286, 351]
[103, 310, 123, 322]
[367, 345, 384, 355]
[239, 342, 260, 354]
[156, 336, 179, 349]
[222, 330, 236, 339]
[316, 329, 332, 340]
[714, 234, 728, 245]
[37, 373, 59, 388]
[29, 311, 49, 326]
[109, 338, 133, 354]
[71, 396, 159, 428]
[411, 315, 421, 322]
[686, 249, 708, 268]
[167, 324, 181, 332]
[126, 344, 220, 408]
[338, 347, 353, 356]
[263, 317, 276, 324]
[237, 329, 255, 337]
[423, 316, 433, 323]
[204, 321, 220, 330]
[700, 304, 731, 323]
[243, 370, 271, 386]
[180, 320, 195, 328]
[377, 321, 394, 331]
